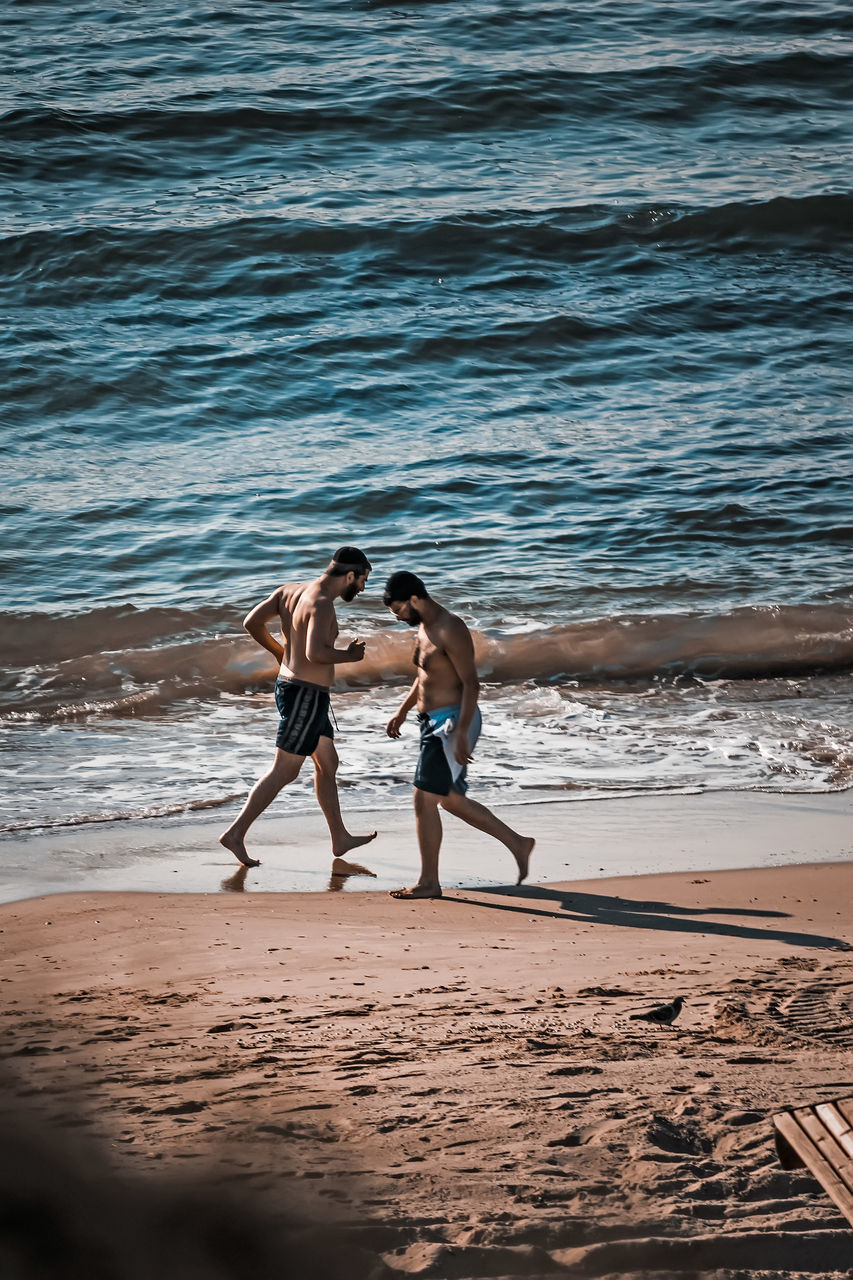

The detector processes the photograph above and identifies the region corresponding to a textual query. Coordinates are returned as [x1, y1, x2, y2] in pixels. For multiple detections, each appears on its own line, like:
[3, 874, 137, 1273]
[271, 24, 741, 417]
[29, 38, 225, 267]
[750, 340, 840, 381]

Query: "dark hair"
[383, 571, 427, 605]
[328, 546, 372, 576]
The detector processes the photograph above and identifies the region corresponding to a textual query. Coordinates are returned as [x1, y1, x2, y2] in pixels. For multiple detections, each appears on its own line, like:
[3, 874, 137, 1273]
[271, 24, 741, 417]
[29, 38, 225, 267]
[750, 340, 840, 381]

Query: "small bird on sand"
[630, 995, 684, 1027]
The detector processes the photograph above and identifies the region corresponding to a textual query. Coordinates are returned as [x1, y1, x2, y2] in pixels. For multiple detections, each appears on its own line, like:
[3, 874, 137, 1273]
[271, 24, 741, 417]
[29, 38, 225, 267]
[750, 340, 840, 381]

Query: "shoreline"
[2, 787, 852, 905]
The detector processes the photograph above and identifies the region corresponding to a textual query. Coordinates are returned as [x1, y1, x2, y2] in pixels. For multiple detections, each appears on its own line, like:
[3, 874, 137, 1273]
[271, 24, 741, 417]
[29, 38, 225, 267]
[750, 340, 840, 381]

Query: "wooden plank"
[778, 1110, 853, 1226]
[773, 1112, 853, 1226]
[795, 1109, 853, 1187]
[835, 1097, 853, 1132]
[774, 1111, 807, 1169]
[816, 1102, 852, 1141]
[815, 1105, 853, 1161]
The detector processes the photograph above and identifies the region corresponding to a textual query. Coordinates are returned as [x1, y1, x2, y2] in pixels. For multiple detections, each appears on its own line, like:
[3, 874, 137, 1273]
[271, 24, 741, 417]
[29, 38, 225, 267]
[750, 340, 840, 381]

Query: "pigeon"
[629, 995, 684, 1027]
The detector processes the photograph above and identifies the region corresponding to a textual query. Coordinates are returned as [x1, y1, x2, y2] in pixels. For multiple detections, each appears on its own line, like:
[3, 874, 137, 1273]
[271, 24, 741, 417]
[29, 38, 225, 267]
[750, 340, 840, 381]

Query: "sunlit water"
[2, 1, 852, 839]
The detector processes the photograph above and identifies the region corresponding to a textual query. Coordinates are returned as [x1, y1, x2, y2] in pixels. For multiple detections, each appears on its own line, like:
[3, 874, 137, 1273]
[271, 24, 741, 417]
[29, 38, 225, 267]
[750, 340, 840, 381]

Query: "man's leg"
[390, 787, 444, 899]
[219, 749, 303, 867]
[440, 790, 534, 885]
[312, 736, 377, 859]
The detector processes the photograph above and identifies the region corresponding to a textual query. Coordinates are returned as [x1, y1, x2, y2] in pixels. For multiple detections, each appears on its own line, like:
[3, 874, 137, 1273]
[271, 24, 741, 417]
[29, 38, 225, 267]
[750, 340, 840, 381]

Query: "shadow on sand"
[447, 882, 850, 951]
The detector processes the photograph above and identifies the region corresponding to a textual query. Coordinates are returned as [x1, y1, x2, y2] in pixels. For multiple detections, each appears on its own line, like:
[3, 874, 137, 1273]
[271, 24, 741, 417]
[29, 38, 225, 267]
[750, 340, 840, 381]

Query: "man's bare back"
[245, 576, 366, 689]
[277, 580, 347, 687]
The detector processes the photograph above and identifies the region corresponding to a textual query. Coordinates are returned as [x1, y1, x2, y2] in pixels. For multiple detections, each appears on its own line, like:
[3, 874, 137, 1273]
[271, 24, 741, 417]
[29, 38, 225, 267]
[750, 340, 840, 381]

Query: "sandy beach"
[7, 0, 853, 1274]
[3, 795, 853, 1278]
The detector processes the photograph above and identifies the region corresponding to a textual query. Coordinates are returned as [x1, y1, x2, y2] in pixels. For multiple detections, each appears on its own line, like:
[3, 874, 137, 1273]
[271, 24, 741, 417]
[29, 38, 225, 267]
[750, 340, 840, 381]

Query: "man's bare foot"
[390, 883, 442, 900]
[331, 857, 377, 878]
[332, 830, 377, 858]
[219, 830, 261, 868]
[513, 836, 535, 885]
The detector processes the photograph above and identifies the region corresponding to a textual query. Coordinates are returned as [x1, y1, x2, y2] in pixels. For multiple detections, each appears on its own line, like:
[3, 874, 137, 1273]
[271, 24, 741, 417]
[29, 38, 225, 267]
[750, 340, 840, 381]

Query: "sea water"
[2, 1, 852, 840]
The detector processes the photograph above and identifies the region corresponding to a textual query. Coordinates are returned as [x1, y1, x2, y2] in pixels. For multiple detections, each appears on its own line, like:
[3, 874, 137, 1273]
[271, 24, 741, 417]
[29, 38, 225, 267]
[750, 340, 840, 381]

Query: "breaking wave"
[3, 602, 853, 723]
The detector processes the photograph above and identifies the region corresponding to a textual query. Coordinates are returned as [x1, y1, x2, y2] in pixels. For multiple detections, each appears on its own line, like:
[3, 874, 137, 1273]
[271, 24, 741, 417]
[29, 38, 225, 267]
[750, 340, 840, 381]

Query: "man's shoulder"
[437, 608, 472, 640]
[297, 582, 334, 615]
[278, 581, 310, 609]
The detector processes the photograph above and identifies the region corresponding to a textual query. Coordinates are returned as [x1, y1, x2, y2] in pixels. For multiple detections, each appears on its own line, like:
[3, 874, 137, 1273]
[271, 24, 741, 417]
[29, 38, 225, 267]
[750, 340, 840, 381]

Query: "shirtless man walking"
[383, 571, 534, 899]
[220, 547, 377, 869]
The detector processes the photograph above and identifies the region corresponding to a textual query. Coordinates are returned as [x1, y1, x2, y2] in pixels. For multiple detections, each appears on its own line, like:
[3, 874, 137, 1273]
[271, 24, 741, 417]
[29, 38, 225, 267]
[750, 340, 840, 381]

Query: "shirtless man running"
[383, 571, 534, 899]
[220, 547, 377, 869]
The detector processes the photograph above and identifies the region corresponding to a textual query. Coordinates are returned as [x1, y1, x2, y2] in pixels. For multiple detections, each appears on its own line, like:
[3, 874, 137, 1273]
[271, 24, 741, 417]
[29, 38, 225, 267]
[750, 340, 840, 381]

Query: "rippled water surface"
[2, 1, 852, 835]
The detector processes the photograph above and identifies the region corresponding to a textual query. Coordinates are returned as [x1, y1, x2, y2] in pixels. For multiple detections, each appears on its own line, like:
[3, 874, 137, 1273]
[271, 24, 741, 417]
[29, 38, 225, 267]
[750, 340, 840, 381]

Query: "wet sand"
[3, 788, 853, 902]
[2, 842, 853, 1277]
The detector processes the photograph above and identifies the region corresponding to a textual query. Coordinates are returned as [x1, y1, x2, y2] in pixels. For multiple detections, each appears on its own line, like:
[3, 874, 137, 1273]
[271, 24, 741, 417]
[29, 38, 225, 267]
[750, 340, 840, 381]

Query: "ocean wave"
[3, 43, 850, 154]
[3, 603, 853, 722]
[476, 606, 853, 684]
[0, 792, 240, 836]
[0, 604, 236, 666]
[422, 1, 853, 43]
[7, 194, 851, 296]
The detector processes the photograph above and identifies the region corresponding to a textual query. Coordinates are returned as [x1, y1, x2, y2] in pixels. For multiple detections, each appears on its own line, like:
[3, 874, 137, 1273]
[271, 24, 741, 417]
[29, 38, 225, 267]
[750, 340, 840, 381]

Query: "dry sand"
[2, 816, 853, 1277]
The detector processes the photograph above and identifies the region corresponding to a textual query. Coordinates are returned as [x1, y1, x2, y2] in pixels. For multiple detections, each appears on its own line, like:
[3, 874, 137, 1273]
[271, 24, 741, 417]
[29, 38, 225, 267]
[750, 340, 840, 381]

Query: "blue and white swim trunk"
[413, 704, 483, 796]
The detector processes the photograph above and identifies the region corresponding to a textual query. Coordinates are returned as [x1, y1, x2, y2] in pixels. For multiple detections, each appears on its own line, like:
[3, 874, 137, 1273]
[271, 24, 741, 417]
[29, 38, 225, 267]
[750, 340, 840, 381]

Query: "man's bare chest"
[414, 632, 449, 673]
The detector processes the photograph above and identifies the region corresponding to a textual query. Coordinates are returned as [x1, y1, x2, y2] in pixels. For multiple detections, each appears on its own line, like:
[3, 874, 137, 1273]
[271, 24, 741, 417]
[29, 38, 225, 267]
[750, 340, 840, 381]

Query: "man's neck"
[317, 572, 342, 602]
[417, 597, 442, 625]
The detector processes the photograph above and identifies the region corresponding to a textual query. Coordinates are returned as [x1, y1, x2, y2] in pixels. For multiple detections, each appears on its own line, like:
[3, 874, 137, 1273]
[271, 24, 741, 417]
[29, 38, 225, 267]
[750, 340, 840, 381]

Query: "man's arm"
[243, 589, 286, 665]
[387, 678, 419, 738]
[305, 598, 365, 665]
[443, 618, 480, 765]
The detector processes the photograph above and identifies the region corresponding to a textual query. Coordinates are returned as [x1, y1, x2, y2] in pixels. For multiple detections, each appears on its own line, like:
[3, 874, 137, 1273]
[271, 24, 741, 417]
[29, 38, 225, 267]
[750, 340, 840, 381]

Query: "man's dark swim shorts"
[274, 678, 333, 756]
[413, 705, 482, 797]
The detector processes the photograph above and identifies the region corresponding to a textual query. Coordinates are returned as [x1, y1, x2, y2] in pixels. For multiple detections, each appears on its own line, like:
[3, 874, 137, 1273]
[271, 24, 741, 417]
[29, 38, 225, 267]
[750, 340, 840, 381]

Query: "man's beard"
[342, 583, 359, 602]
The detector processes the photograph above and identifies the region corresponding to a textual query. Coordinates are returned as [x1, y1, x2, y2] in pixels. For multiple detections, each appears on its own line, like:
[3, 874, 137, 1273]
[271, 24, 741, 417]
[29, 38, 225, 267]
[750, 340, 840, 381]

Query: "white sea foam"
[5, 676, 853, 834]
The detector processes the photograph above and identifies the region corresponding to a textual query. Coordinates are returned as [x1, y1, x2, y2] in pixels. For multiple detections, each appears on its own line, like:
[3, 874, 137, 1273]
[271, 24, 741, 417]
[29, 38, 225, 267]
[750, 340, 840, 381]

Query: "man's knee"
[313, 739, 338, 777]
[439, 787, 464, 813]
[272, 751, 303, 784]
[414, 786, 441, 814]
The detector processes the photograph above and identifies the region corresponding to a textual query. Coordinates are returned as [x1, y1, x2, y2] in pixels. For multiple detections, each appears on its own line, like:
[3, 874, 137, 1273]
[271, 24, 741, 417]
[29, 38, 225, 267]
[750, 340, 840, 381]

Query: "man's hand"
[454, 735, 474, 767]
[386, 710, 407, 739]
[345, 638, 366, 663]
